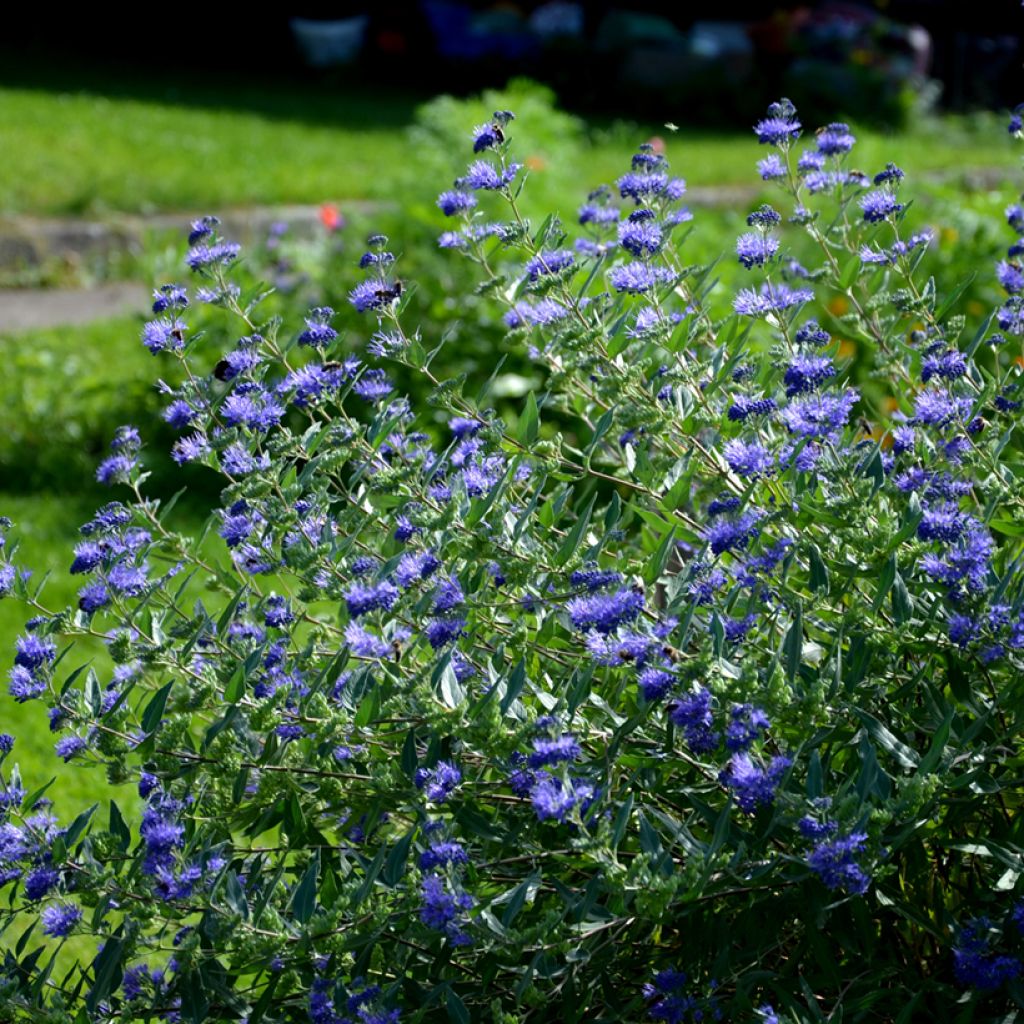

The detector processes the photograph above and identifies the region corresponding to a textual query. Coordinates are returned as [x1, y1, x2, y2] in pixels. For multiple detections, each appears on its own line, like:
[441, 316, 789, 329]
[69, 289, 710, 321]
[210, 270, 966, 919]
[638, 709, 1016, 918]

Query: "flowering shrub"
[2, 100, 1024, 1023]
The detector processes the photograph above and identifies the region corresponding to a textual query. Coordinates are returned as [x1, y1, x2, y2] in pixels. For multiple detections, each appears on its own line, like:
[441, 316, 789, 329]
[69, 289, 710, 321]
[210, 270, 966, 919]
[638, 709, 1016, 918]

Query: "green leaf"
[784, 602, 803, 684]
[854, 711, 919, 769]
[87, 934, 124, 1012]
[84, 669, 101, 716]
[63, 803, 98, 852]
[501, 659, 527, 715]
[383, 829, 415, 887]
[447, 989, 471, 1024]
[518, 391, 539, 446]
[224, 665, 246, 704]
[871, 555, 897, 614]
[501, 874, 541, 928]
[808, 544, 829, 594]
[838, 255, 861, 289]
[934, 271, 976, 322]
[401, 729, 418, 775]
[611, 792, 634, 850]
[290, 855, 319, 923]
[108, 800, 131, 853]
[891, 572, 913, 625]
[642, 525, 677, 586]
[917, 708, 953, 775]
[555, 494, 597, 567]
[141, 680, 174, 734]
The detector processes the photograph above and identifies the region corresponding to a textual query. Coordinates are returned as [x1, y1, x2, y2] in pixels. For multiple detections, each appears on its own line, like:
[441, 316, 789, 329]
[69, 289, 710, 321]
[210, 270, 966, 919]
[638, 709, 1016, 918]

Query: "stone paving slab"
[0, 282, 149, 332]
[0, 201, 385, 277]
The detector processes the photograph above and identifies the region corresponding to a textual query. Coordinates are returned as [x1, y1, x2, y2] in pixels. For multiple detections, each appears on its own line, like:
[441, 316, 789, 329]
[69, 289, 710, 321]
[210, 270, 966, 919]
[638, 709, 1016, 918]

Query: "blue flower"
[529, 774, 596, 823]
[566, 587, 644, 634]
[670, 688, 718, 753]
[734, 282, 813, 317]
[609, 262, 674, 294]
[298, 307, 337, 348]
[415, 761, 462, 802]
[724, 704, 770, 752]
[141, 317, 186, 355]
[816, 122, 856, 154]
[528, 734, 581, 768]
[723, 439, 772, 478]
[953, 918, 1022, 990]
[41, 903, 82, 938]
[14, 634, 56, 670]
[807, 829, 870, 894]
[525, 249, 575, 280]
[757, 154, 785, 179]
[345, 580, 400, 618]
[344, 622, 391, 660]
[570, 566, 622, 591]
[54, 736, 88, 762]
[728, 396, 777, 421]
[735, 232, 779, 269]
[784, 355, 836, 395]
[719, 752, 790, 813]
[860, 190, 903, 223]
[754, 99, 801, 145]
[419, 874, 473, 944]
[457, 160, 520, 191]
[24, 865, 59, 900]
[781, 389, 859, 439]
[619, 217, 663, 258]
[425, 617, 465, 649]
[704, 510, 762, 556]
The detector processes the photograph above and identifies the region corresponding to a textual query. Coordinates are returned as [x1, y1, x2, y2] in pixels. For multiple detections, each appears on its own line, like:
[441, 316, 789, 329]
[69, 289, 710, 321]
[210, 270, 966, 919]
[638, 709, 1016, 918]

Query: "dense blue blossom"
[860, 190, 903, 223]
[807, 829, 870, 894]
[670, 688, 718, 754]
[781, 389, 859, 439]
[619, 217, 663, 258]
[754, 99, 801, 145]
[735, 232, 779, 269]
[41, 903, 82, 938]
[530, 774, 596, 823]
[705, 510, 762, 555]
[734, 282, 813, 317]
[719, 753, 790, 813]
[415, 761, 462, 803]
[344, 622, 391, 660]
[609, 262, 675, 294]
[723, 439, 772, 478]
[345, 580, 400, 618]
[953, 919, 1022, 990]
[815, 122, 856, 154]
[141, 317, 186, 355]
[724, 704, 770, 752]
[783, 355, 836, 395]
[567, 587, 644, 634]
[727, 396, 777, 421]
[529, 734, 581, 768]
[298, 307, 338, 348]
[525, 249, 575, 280]
[419, 874, 473, 944]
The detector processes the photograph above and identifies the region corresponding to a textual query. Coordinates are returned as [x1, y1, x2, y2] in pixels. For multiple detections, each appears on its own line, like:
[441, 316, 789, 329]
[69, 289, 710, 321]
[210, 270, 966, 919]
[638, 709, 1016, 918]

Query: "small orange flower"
[838, 338, 857, 359]
[526, 155, 546, 172]
[319, 203, 342, 232]
[828, 296, 849, 316]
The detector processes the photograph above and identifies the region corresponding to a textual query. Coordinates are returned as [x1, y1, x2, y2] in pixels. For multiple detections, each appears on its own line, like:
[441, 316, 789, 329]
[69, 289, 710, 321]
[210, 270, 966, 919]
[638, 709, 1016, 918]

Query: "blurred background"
[0, 0, 1020, 799]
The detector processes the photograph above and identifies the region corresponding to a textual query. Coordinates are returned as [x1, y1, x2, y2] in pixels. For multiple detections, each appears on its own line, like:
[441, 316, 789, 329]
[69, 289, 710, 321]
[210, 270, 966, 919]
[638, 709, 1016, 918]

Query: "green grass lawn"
[0, 77, 1018, 217]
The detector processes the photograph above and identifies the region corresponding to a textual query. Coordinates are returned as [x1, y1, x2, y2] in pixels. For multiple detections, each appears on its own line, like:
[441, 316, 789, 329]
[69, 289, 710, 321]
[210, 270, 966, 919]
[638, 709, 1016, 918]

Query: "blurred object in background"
[290, 15, 369, 68]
